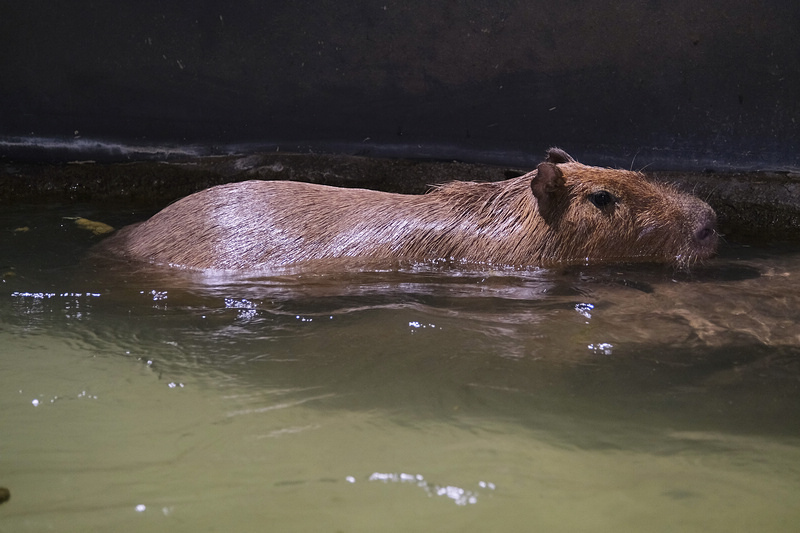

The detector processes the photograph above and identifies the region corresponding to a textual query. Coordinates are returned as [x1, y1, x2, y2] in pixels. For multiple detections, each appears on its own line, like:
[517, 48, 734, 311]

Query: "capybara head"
[525, 148, 717, 267]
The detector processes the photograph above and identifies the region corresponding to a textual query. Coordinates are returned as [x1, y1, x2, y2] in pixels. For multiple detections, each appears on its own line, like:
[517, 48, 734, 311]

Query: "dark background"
[1, 1, 798, 170]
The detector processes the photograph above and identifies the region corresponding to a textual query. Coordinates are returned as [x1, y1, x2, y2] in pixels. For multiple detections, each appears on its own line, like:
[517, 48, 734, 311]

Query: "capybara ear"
[545, 147, 576, 164]
[531, 162, 566, 220]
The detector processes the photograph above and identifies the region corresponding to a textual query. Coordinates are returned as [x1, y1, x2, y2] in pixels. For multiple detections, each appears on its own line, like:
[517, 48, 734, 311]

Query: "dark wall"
[1, 1, 798, 169]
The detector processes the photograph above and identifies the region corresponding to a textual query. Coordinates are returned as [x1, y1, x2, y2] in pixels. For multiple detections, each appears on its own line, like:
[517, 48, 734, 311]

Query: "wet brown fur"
[100, 149, 717, 271]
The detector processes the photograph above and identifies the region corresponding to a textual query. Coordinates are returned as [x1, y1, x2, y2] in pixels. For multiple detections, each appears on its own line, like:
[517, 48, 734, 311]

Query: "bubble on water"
[365, 472, 490, 506]
[588, 342, 614, 355]
[575, 302, 594, 319]
[409, 321, 436, 332]
[225, 298, 258, 319]
[142, 290, 168, 301]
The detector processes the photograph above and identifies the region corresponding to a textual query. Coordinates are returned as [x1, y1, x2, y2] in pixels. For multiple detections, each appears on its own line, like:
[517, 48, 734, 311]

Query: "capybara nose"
[696, 225, 714, 243]
[693, 207, 718, 252]
[694, 226, 714, 242]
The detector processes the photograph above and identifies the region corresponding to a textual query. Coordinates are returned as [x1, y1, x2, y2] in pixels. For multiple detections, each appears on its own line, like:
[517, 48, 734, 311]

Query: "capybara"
[101, 149, 717, 271]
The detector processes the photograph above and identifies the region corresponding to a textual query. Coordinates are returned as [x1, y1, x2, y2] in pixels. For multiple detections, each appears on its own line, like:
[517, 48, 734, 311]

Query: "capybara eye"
[588, 190, 615, 209]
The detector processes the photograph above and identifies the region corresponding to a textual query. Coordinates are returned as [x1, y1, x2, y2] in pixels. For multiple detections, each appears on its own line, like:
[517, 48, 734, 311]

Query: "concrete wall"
[1, 1, 798, 170]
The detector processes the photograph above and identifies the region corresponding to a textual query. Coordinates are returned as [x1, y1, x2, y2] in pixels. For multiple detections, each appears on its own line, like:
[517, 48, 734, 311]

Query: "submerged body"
[101, 149, 717, 271]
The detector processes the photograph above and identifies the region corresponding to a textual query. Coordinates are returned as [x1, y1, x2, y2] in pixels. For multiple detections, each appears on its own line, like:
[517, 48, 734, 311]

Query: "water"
[2, 203, 800, 532]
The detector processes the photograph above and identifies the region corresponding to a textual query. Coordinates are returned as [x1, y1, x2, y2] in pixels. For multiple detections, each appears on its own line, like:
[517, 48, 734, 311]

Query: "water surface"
[1, 204, 799, 532]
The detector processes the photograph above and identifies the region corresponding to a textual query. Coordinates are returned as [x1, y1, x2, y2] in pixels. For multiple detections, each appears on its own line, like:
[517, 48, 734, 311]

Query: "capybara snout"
[100, 148, 717, 271]
[531, 151, 718, 267]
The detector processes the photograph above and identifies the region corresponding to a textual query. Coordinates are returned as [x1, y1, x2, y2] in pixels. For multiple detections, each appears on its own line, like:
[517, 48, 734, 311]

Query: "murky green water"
[2, 204, 800, 532]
